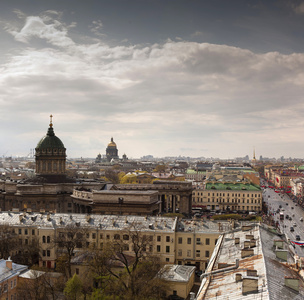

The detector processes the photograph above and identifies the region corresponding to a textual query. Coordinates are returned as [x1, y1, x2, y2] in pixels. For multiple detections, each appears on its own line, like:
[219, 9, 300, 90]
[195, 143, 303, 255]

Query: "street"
[262, 181, 304, 256]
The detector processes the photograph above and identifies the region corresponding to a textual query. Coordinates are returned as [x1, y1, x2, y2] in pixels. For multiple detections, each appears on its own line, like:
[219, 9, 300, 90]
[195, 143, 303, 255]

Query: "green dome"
[36, 126, 65, 149]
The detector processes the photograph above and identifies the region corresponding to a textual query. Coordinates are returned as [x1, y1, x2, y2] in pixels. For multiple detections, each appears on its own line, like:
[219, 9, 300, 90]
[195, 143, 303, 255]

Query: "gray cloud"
[1, 10, 304, 159]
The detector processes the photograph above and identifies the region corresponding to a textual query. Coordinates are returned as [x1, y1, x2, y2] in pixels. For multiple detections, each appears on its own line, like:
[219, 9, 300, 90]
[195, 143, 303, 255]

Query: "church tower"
[35, 115, 67, 182]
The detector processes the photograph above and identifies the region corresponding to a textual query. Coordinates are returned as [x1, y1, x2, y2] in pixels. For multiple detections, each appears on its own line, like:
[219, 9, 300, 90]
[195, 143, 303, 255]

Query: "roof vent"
[241, 248, 254, 258]
[247, 269, 258, 277]
[235, 273, 242, 282]
[285, 276, 299, 292]
[242, 277, 258, 295]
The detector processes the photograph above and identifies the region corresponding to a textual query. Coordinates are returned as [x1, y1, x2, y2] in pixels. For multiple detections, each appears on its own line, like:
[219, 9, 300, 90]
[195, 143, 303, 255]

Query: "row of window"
[177, 237, 215, 245]
[177, 249, 210, 258]
[194, 192, 261, 198]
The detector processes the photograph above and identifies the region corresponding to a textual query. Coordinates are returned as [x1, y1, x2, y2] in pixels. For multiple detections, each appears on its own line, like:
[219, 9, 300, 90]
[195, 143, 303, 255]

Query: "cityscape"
[2, 1, 304, 299]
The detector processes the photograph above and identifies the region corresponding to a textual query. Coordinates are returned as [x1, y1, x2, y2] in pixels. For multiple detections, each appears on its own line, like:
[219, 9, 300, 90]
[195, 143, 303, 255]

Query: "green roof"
[205, 182, 261, 191]
[36, 126, 65, 149]
[186, 169, 206, 174]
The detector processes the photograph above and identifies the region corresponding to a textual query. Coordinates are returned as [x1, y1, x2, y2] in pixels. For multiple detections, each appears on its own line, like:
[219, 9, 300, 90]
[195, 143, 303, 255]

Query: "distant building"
[106, 137, 119, 162]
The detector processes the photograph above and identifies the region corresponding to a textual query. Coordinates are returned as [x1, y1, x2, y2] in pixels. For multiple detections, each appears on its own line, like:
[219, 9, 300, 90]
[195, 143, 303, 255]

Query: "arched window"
[42, 236, 46, 243]
[47, 236, 51, 243]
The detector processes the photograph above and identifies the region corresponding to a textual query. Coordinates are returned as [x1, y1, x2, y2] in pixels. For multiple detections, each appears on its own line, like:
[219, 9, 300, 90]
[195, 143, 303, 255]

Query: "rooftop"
[205, 182, 261, 191]
[196, 224, 304, 300]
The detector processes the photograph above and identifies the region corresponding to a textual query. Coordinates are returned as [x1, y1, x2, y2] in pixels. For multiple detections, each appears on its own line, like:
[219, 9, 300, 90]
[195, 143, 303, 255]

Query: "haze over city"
[1, 0, 304, 159]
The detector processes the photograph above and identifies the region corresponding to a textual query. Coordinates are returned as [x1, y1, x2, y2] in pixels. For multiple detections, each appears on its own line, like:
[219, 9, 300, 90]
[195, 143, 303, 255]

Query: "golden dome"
[108, 137, 117, 147]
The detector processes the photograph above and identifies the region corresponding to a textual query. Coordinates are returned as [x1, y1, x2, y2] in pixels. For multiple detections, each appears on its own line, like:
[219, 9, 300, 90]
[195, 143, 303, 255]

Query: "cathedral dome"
[36, 125, 65, 149]
[107, 137, 117, 148]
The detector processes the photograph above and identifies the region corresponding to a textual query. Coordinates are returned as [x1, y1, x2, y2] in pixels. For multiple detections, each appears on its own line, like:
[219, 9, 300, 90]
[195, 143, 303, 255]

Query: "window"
[86, 233, 90, 239]
[187, 238, 191, 244]
[32, 229, 35, 235]
[100, 234, 103, 239]
[47, 250, 50, 257]
[166, 236, 170, 242]
[11, 280, 13, 289]
[47, 236, 51, 243]
[187, 250, 191, 257]
[178, 237, 182, 244]
[43, 236, 46, 243]
[196, 238, 201, 245]
[178, 249, 182, 256]
[205, 250, 210, 257]
[196, 250, 200, 257]
[166, 258, 169, 262]
[157, 236, 161, 242]
[114, 234, 120, 240]
[157, 245, 161, 252]
[106, 235, 110, 240]
[92, 233, 96, 239]
[25, 239, 28, 245]
[206, 238, 210, 245]
[123, 234, 129, 240]
[24, 229, 28, 235]
[166, 246, 170, 253]
[43, 250, 46, 257]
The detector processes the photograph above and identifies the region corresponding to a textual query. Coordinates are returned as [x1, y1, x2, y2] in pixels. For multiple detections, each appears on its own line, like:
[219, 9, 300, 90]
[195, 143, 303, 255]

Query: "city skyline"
[1, 1, 304, 159]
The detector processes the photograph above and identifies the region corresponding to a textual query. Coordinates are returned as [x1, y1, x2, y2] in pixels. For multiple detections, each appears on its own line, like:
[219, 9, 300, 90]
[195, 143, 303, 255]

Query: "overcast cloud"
[1, 1, 304, 159]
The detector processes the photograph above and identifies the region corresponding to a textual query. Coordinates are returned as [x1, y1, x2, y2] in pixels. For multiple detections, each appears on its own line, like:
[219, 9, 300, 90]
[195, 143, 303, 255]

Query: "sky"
[1, 0, 304, 159]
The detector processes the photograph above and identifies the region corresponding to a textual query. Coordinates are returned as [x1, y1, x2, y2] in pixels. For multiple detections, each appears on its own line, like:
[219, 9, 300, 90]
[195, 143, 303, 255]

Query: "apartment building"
[0, 212, 225, 272]
[192, 182, 262, 213]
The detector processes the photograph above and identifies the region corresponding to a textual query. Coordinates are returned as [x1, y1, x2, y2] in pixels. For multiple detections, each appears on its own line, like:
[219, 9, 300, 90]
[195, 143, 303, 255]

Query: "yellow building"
[1, 212, 226, 272]
[192, 182, 262, 213]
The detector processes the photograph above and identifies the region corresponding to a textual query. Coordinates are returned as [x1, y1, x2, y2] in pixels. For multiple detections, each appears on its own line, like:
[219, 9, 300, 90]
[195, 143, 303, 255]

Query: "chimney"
[235, 273, 242, 282]
[242, 277, 258, 295]
[6, 258, 12, 270]
[285, 277, 299, 292]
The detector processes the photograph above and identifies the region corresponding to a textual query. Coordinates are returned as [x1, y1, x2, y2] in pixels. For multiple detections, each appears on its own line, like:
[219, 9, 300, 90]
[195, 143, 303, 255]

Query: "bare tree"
[87, 223, 169, 299]
[54, 224, 88, 278]
[0, 224, 18, 259]
[12, 236, 40, 267]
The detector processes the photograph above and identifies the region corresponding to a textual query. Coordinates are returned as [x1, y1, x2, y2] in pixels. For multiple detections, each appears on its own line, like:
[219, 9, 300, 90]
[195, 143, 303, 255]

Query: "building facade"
[0, 212, 225, 272]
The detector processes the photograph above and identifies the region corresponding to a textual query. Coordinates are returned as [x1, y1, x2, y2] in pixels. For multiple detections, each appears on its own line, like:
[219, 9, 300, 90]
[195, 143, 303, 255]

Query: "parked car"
[293, 223, 297, 227]
[300, 217, 303, 222]
[296, 235, 301, 241]
[290, 227, 294, 232]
